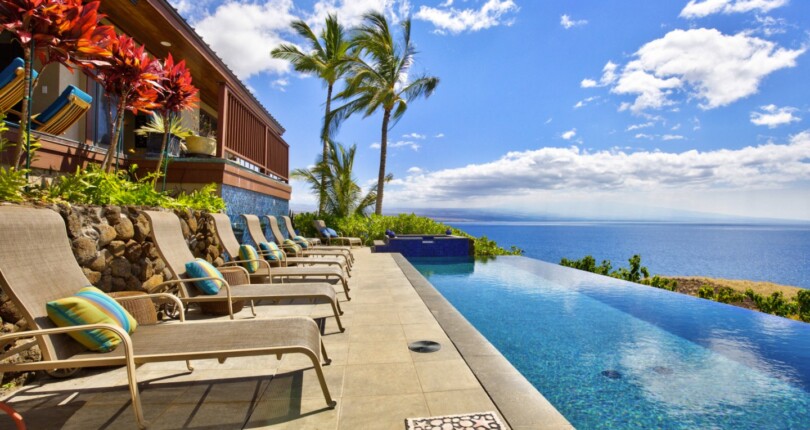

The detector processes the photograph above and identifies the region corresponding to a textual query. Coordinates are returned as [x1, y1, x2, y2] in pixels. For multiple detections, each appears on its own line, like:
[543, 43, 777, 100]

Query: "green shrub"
[0, 115, 28, 202]
[715, 287, 745, 304]
[643, 275, 678, 291]
[698, 285, 714, 299]
[797, 290, 810, 322]
[560, 255, 613, 275]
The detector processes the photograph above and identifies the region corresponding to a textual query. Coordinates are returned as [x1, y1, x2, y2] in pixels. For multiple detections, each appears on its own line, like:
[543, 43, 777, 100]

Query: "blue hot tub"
[372, 234, 474, 257]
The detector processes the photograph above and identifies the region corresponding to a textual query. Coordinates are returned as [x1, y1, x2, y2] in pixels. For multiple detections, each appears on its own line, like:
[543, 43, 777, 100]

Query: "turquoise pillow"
[259, 241, 285, 261]
[293, 235, 310, 249]
[238, 244, 259, 273]
[184, 259, 224, 294]
[46, 286, 138, 352]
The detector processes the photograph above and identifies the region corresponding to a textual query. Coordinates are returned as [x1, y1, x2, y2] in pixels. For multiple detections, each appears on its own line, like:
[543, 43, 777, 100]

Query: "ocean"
[450, 222, 810, 289]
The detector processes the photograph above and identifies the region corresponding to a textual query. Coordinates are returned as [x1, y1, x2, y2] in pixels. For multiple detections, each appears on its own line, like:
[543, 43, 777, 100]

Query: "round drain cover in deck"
[408, 340, 441, 353]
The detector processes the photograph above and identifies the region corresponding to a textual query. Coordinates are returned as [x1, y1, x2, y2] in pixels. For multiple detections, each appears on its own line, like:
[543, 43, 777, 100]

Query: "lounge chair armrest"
[113, 293, 186, 322]
[221, 258, 273, 272]
[150, 276, 232, 293]
[0, 323, 134, 361]
[218, 265, 250, 286]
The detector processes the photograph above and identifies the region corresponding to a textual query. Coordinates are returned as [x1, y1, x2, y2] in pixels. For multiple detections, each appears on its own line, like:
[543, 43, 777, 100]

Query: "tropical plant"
[330, 12, 439, 215]
[0, 0, 114, 168]
[94, 34, 162, 172]
[135, 113, 194, 139]
[0, 114, 27, 201]
[272, 13, 352, 214]
[292, 140, 383, 217]
[151, 53, 199, 188]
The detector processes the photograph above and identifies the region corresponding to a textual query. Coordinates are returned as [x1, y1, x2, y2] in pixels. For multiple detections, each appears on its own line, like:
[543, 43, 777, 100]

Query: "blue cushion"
[0, 57, 34, 87]
[33, 85, 92, 128]
[259, 241, 285, 261]
[320, 227, 332, 238]
[238, 244, 259, 273]
[326, 228, 338, 237]
[46, 286, 138, 352]
[293, 235, 310, 249]
[184, 259, 224, 294]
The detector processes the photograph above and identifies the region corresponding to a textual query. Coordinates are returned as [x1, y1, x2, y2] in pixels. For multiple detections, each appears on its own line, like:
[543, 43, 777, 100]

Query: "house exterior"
[0, 0, 292, 223]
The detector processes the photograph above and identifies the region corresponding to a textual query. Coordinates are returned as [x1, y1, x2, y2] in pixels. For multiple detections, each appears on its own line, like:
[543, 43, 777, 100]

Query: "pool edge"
[393, 254, 575, 430]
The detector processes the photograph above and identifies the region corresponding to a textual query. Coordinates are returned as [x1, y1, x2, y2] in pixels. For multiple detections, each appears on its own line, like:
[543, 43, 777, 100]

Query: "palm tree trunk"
[319, 84, 333, 215]
[375, 109, 391, 215]
[13, 48, 33, 169]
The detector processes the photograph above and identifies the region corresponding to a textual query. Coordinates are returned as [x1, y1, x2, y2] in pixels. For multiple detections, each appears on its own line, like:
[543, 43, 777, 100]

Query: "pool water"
[411, 256, 810, 429]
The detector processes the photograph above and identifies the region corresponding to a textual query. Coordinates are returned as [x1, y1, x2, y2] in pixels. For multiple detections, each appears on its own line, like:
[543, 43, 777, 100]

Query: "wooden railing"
[217, 84, 289, 181]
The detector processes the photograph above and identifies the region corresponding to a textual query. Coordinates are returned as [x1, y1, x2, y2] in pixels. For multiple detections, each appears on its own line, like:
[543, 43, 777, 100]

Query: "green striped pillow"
[293, 236, 310, 249]
[283, 239, 302, 254]
[238, 244, 260, 273]
[185, 258, 224, 294]
[46, 286, 138, 352]
[259, 241, 285, 261]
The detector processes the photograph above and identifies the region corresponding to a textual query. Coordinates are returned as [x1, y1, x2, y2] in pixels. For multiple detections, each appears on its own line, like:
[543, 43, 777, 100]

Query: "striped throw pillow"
[184, 258, 224, 294]
[293, 235, 310, 249]
[283, 239, 302, 254]
[238, 244, 260, 273]
[46, 286, 138, 352]
[259, 241, 285, 261]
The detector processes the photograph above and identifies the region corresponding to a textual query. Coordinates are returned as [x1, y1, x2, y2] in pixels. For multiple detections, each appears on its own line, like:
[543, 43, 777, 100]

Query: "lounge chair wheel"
[45, 368, 81, 378]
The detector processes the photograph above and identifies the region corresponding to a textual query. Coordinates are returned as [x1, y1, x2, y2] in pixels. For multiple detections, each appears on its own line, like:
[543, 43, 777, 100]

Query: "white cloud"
[403, 132, 426, 139]
[407, 166, 424, 174]
[610, 28, 805, 113]
[581, 61, 619, 88]
[560, 14, 588, 29]
[386, 131, 810, 204]
[662, 134, 685, 141]
[370, 140, 421, 151]
[574, 96, 599, 109]
[561, 129, 577, 140]
[309, 0, 409, 28]
[627, 122, 654, 131]
[635, 133, 655, 139]
[672, 123, 682, 130]
[191, 0, 297, 79]
[750, 104, 801, 128]
[272, 78, 289, 91]
[434, 133, 445, 138]
[680, 0, 788, 19]
[414, 0, 518, 35]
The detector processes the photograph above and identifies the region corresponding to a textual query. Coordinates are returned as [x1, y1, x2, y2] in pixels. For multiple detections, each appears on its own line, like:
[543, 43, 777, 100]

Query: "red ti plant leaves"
[0, 0, 114, 168]
[152, 52, 199, 184]
[93, 33, 162, 171]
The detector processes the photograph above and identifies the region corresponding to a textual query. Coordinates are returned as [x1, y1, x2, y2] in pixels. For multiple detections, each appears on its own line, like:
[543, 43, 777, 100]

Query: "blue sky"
[170, 0, 810, 221]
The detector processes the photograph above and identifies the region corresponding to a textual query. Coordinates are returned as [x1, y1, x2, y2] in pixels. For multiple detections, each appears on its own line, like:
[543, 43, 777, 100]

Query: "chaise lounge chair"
[0, 206, 336, 430]
[266, 215, 353, 270]
[282, 215, 354, 262]
[222, 214, 351, 299]
[144, 210, 345, 332]
[313, 219, 363, 248]
[0, 57, 37, 113]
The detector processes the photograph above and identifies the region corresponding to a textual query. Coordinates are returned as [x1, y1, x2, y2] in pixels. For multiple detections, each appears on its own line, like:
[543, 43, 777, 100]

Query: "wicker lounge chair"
[144, 210, 344, 331]
[265, 215, 353, 270]
[224, 214, 351, 299]
[313, 219, 363, 247]
[0, 206, 336, 430]
[282, 215, 355, 262]
[0, 57, 37, 113]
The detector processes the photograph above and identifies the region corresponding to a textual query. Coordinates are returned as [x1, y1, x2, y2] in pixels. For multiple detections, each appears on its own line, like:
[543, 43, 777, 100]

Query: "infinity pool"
[410, 256, 810, 429]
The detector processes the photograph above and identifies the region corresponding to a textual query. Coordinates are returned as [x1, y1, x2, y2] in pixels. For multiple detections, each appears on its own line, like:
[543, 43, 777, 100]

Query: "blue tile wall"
[221, 184, 289, 247]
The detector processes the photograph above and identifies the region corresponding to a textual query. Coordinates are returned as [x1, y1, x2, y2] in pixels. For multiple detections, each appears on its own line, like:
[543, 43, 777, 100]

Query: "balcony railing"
[218, 84, 289, 182]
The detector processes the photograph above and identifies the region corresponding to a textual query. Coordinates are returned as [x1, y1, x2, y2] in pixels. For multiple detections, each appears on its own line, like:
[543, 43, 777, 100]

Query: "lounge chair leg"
[307, 349, 336, 408]
[320, 340, 332, 366]
[335, 297, 344, 315]
[249, 300, 256, 317]
[186, 361, 194, 372]
[340, 278, 351, 301]
[331, 301, 345, 332]
[125, 362, 148, 429]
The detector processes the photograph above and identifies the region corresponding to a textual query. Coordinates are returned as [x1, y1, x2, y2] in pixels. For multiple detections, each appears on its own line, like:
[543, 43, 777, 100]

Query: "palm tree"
[271, 14, 352, 214]
[292, 140, 386, 218]
[329, 12, 439, 215]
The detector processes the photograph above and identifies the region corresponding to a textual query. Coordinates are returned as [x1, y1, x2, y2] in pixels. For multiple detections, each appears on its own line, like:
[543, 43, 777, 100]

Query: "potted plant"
[184, 109, 216, 156]
[135, 114, 192, 156]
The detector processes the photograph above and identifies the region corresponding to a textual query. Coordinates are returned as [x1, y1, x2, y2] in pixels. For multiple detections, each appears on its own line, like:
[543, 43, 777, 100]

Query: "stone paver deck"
[0, 249, 572, 429]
